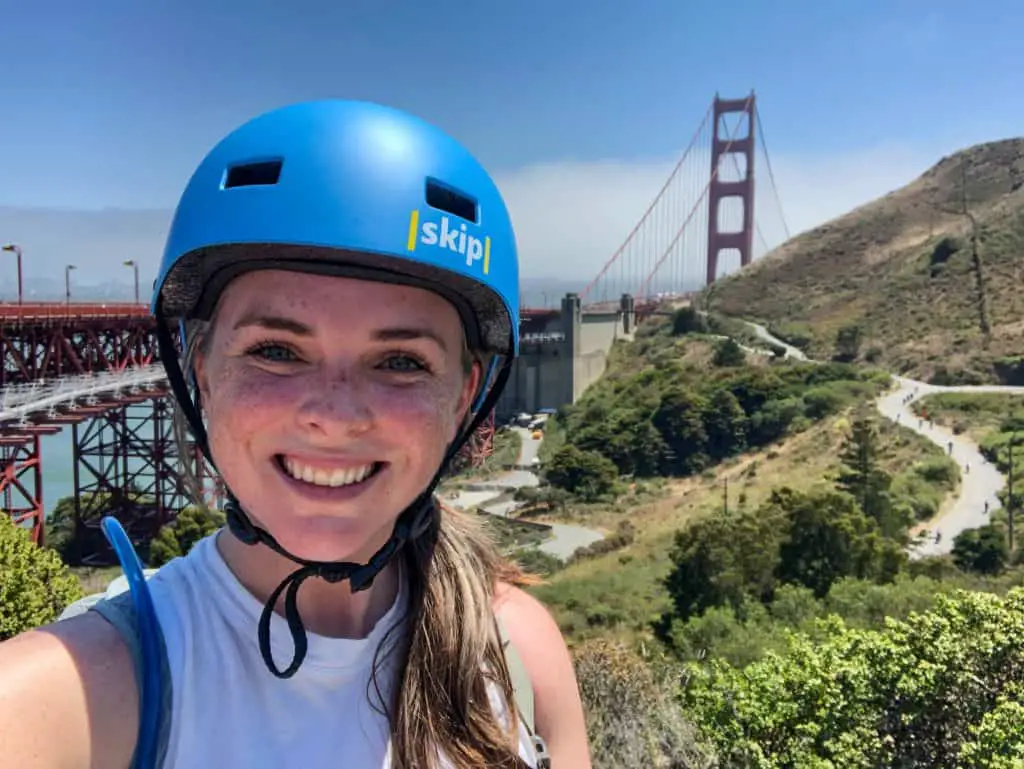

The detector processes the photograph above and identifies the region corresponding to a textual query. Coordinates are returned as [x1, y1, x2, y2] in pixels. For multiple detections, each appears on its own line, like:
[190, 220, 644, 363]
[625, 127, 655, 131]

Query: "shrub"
[575, 639, 716, 768]
[149, 505, 226, 567]
[0, 515, 83, 640]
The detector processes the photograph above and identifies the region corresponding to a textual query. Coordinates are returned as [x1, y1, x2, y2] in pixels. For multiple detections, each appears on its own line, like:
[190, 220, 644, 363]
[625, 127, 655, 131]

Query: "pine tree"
[836, 413, 904, 540]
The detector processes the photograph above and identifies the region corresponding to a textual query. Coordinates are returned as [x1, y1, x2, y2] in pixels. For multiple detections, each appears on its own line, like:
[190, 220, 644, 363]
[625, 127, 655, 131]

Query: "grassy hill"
[704, 138, 1024, 384]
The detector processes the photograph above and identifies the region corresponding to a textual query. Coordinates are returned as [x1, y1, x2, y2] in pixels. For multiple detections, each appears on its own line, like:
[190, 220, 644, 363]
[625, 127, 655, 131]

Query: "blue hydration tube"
[101, 516, 163, 768]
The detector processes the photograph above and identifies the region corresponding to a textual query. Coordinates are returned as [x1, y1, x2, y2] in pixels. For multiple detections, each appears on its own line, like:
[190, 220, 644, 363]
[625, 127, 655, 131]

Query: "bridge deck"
[0, 302, 150, 322]
[0, 366, 167, 424]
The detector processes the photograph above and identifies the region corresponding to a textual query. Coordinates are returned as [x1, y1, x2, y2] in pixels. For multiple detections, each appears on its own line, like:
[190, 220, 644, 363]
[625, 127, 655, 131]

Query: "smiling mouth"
[276, 456, 385, 488]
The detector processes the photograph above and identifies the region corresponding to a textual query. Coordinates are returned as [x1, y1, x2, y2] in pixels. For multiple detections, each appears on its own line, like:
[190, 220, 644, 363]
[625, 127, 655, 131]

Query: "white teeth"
[282, 458, 375, 488]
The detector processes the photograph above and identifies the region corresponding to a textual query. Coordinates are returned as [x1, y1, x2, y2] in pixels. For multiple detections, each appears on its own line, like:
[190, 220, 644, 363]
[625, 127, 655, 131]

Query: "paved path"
[516, 429, 543, 467]
[539, 522, 606, 560]
[447, 427, 606, 560]
[745, 322, 1024, 558]
[747, 321, 809, 361]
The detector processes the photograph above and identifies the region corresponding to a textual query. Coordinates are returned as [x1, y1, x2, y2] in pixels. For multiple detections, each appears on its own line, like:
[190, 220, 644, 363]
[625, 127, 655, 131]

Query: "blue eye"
[247, 342, 298, 362]
[382, 355, 426, 372]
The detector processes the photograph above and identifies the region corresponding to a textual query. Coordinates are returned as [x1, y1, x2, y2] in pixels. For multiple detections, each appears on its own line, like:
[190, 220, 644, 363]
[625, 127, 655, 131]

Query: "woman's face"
[194, 270, 479, 562]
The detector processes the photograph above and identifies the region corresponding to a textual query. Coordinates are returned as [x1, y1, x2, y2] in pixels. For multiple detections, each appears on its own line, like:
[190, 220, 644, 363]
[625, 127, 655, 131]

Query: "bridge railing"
[0, 366, 167, 423]
[521, 332, 566, 344]
[0, 302, 151, 322]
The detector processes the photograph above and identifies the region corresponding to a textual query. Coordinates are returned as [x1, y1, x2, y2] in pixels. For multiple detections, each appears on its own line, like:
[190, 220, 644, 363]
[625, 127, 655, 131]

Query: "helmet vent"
[425, 178, 477, 223]
[224, 160, 283, 189]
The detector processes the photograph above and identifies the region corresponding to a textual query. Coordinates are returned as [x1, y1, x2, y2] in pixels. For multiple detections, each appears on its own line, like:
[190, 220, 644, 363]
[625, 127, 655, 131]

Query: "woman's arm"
[0, 613, 138, 769]
[495, 583, 592, 769]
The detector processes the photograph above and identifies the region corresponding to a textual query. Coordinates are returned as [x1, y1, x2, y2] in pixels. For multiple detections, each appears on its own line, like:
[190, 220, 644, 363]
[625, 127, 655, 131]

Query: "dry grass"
[70, 565, 121, 595]
[575, 638, 716, 768]
[529, 426, 823, 639]
[914, 392, 1024, 443]
[705, 138, 1024, 382]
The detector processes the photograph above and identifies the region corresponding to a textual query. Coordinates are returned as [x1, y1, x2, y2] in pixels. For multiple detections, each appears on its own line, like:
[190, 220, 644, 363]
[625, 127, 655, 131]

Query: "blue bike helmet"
[151, 100, 520, 679]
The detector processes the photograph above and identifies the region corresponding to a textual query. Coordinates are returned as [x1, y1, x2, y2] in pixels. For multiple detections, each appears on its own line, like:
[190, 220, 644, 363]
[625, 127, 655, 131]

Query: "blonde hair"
[172, 319, 541, 768]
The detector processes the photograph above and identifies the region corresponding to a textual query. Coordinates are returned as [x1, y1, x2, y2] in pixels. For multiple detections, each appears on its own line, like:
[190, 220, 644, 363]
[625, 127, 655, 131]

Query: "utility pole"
[1009, 434, 1016, 553]
[959, 160, 990, 338]
[722, 477, 729, 516]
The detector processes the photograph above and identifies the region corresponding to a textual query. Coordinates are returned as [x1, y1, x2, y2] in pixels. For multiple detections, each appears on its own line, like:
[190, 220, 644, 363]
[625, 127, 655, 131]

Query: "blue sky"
[1, 0, 1022, 284]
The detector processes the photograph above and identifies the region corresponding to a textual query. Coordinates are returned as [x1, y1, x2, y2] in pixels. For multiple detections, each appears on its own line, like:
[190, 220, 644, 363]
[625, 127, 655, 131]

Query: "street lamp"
[123, 259, 140, 303]
[65, 264, 77, 304]
[2, 244, 23, 305]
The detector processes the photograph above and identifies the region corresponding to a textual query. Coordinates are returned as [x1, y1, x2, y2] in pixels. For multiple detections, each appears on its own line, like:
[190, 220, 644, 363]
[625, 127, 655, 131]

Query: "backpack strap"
[496, 615, 551, 768]
[496, 614, 535, 732]
[91, 593, 173, 769]
[88, 517, 173, 769]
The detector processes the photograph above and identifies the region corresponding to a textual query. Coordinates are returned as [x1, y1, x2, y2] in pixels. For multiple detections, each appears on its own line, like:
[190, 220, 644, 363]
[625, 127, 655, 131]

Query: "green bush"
[712, 338, 746, 367]
[557, 348, 883, 486]
[671, 306, 708, 336]
[544, 445, 620, 502]
[683, 588, 1024, 767]
[511, 548, 564, 578]
[149, 506, 226, 567]
[0, 515, 83, 640]
[953, 524, 1010, 575]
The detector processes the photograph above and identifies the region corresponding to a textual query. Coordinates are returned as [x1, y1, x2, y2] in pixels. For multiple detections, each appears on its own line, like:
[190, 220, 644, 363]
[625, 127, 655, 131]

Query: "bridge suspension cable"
[756, 104, 790, 243]
[636, 95, 753, 299]
[577, 93, 792, 306]
[577, 102, 713, 304]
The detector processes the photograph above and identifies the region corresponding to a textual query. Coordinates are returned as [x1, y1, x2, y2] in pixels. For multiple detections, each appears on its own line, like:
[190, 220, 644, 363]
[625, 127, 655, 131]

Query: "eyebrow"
[233, 313, 449, 351]
[234, 313, 313, 336]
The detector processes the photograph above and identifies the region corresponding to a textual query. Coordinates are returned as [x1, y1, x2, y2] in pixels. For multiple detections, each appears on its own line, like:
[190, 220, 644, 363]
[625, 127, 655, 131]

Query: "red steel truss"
[0, 303, 155, 387]
[0, 301, 190, 560]
[452, 410, 496, 472]
[71, 395, 222, 565]
[0, 433, 49, 544]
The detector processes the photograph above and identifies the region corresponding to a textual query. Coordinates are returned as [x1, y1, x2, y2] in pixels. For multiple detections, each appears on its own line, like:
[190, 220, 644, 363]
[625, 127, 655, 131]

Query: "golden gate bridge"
[0, 92, 790, 559]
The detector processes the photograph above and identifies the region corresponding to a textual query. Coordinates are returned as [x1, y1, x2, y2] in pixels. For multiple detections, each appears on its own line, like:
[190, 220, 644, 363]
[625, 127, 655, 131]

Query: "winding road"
[458, 320, 1024, 562]
[746, 322, 1024, 558]
[448, 427, 606, 560]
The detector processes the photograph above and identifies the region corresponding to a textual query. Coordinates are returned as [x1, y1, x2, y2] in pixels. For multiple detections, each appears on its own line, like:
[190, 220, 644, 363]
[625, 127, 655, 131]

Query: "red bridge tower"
[706, 92, 756, 285]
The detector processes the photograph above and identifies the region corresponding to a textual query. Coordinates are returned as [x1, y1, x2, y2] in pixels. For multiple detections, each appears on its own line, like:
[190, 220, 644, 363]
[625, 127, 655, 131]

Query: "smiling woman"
[195, 271, 476, 566]
[0, 100, 591, 769]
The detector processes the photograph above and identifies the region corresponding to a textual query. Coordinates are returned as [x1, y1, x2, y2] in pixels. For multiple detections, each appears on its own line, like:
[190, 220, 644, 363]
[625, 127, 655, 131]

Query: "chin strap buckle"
[531, 734, 551, 768]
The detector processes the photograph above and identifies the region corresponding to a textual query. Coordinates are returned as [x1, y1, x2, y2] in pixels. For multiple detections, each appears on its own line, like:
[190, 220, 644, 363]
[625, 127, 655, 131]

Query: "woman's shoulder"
[0, 611, 138, 768]
[493, 582, 557, 631]
[493, 581, 593, 768]
[493, 581, 567, 676]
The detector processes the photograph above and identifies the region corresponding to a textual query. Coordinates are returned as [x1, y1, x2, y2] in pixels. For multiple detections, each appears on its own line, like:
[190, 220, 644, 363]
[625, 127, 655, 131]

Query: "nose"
[295, 371, 375, 437]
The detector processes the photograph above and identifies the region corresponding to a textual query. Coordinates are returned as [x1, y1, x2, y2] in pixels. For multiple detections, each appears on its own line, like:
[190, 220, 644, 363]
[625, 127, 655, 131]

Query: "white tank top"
[146, 534, 539, 768]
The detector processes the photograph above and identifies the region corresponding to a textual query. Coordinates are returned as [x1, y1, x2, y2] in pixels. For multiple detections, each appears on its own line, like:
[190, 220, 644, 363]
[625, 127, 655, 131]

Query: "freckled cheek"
[205, 369, 304, 433]
[371, 385, 461, 437]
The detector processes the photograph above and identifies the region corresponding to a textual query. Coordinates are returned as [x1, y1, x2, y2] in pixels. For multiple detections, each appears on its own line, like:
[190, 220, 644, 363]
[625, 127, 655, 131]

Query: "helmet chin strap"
[156, 316, 512, 678]
[224, 479, 437, 678]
